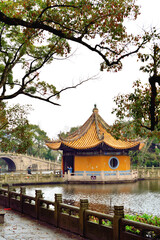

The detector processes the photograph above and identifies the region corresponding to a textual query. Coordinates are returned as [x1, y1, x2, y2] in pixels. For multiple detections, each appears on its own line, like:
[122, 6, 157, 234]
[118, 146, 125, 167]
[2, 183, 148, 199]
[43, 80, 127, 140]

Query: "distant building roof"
[46, 105, 144, 151]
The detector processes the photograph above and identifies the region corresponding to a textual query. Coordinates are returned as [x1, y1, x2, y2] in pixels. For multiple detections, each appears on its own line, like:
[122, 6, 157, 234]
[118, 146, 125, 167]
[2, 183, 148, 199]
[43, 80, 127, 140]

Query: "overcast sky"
[9, 0, 160, 139]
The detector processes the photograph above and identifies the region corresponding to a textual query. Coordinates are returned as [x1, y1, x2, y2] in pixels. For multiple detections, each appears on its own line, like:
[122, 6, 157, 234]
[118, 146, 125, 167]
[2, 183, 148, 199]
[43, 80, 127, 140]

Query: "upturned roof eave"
[58, 140, 141, 151]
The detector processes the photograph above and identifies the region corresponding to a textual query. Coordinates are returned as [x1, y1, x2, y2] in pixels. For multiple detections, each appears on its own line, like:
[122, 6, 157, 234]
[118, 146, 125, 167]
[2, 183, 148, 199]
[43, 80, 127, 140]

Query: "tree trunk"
[149, 75, 159, 131]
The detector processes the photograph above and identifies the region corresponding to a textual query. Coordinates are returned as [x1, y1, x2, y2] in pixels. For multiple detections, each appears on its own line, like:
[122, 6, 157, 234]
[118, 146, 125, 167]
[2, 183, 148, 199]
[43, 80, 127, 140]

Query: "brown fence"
[0, 185, 160, 240]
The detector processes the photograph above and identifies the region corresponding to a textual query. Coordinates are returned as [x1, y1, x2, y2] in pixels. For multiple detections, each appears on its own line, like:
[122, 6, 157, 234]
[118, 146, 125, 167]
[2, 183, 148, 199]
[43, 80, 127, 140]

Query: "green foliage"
[0, 101, 7, 130]
[0, 102, 58, 160]
[26, 124, 59, 161]
[89, 212, 160, 237]
[0, 102, 33, 153]
[125, 213, 160, 226]
[125, 213, 160, 237]
[0, 158, 8, 169]
[89, 215, 112, 227]
[0, 9, 70, 104]
[138, 42, 160, 76]
[111, 80, 160, 139]
[129, 137, 160, 167]
[0, 0, 149, 104]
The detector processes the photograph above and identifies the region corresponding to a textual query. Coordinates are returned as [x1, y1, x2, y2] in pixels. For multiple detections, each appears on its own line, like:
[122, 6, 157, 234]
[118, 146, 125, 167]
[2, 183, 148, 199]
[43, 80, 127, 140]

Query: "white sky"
[9, 0, 160, 139]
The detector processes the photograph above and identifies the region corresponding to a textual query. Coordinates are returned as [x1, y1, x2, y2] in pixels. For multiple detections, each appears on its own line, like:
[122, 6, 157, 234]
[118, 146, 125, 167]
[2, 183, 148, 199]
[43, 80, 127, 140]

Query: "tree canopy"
[0, 102, 33, 153]
[0, 101, 59, 160]
[112, 80, 160, 139]
[138, 44, 160, 131]
[0, 0, 150, 104]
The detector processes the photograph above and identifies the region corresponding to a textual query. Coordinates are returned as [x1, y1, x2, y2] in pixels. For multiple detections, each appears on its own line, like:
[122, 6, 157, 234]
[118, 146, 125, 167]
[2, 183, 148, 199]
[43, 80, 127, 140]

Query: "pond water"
[18, 180, 160, 216]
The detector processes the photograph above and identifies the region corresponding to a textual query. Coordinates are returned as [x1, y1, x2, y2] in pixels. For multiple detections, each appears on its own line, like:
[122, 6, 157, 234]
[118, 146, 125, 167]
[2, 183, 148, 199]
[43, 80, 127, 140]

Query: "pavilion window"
[109, 157, 119, 169]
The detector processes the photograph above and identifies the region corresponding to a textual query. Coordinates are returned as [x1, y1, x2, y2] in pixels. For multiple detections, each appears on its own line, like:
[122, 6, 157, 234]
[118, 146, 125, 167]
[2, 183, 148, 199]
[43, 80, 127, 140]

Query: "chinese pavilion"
[46, 106, 144, 175]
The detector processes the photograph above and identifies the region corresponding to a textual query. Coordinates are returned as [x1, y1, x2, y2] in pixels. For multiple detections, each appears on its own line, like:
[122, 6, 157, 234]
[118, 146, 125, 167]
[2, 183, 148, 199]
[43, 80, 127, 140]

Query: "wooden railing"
[0, 185, 160, 239]
[120, 218, 160, 239]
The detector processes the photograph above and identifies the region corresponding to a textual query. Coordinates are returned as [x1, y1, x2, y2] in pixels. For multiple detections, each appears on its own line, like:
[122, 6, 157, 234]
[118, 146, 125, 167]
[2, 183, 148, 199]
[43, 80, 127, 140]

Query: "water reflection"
[19, 180, 160, 216]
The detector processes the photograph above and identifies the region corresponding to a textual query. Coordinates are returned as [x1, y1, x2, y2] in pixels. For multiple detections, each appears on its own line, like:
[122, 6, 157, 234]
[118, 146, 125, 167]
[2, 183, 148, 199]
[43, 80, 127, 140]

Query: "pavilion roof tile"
[46, 106, 143, 151]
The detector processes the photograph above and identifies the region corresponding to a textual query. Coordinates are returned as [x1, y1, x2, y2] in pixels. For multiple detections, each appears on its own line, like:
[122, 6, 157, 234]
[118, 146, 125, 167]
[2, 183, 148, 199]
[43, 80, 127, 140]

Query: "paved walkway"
[0, 207, 86, 240]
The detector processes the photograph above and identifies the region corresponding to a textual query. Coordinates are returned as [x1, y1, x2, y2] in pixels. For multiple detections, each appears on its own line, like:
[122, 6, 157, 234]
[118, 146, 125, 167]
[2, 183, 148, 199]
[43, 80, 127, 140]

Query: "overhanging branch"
[0, 11, 148, 67]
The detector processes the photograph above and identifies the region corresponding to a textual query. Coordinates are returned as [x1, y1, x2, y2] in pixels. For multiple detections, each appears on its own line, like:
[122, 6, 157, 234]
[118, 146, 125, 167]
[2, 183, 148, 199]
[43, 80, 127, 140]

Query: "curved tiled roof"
[46, 106, 143, 151]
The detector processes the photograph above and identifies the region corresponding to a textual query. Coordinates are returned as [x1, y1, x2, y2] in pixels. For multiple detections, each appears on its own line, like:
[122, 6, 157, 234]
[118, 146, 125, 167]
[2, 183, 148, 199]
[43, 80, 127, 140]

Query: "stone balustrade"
[136, 166, 160, 179]
[0, 167, 160, 185]
[64, 170, 138, 183]
[0, 171, 63, 185]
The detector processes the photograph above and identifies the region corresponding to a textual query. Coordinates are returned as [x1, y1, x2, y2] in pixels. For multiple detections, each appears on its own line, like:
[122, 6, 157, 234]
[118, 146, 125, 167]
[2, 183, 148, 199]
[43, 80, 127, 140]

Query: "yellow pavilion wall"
[74, 155, 130, 171]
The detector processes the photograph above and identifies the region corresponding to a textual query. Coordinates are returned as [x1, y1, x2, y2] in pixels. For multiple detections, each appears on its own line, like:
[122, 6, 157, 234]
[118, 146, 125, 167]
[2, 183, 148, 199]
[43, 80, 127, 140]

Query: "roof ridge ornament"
[93, 104, 98, 114]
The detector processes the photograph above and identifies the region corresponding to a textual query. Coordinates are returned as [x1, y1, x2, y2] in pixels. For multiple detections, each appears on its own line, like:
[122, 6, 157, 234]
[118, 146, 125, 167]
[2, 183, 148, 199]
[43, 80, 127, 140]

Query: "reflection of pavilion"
[46, 105, 144, 182]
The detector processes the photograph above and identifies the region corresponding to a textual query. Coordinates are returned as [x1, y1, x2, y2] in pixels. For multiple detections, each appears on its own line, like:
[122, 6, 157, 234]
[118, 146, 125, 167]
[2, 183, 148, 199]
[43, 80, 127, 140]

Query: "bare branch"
[48, 75, 98, 100]
[22, 92, 61, 106]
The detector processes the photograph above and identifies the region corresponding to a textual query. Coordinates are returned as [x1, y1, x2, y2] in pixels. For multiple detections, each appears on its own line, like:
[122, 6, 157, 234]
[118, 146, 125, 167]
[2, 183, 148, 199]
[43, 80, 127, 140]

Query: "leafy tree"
[0, 102, 58, 159]
[0, 0, 150, 104]
[0, 101, 7, 130]
[130, 137, 160, 167]
[138, 44, 160, 131]
[26, 124, 58, 161]
[0, 102, 33, 153]
[112, 80, 160, 139]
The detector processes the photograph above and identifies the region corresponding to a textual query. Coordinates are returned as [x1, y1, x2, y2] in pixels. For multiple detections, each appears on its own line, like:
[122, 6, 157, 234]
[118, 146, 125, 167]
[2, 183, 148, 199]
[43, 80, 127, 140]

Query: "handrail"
[121, 218, 160, 233]
[10, 191, 20, 198]
[39, 198, 55, 206]
[60, 203, 79, 212]
[85, 209, 113, 222]
[0, 188, 8, 195]
[39, 198, 55, 208]
[23, 194, 36, 203]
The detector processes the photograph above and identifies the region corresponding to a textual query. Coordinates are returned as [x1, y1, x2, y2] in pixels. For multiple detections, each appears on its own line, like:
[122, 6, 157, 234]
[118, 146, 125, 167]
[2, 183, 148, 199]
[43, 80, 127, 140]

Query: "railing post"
[64, 172, 67, 181]
[20, 187, 26, 213]
[116, 171, 120, 179]
[7, 184, 15, 208]
[83, 171, 87, 180]
[68, 171, 71, 180]
[113, 206, 124, 240]
[4, 174, 8, 184]
[35, 190, 43, 220]
[36, 173, 38, 182]
[54, 193, 62, 227]
[19, 173, 23, 183]
[79, 199, 89, 237]
[50, 172, 54, 181]
[101, 170, 104, 181]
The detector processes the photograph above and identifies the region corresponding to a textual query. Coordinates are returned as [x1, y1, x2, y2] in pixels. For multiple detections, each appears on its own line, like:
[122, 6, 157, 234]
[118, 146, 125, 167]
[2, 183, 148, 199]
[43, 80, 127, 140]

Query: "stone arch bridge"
[0, 152, 61, 172]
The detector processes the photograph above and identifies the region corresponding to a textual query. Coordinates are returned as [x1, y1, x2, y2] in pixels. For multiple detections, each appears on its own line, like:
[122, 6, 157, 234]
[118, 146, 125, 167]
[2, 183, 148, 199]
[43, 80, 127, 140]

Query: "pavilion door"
[63, 155, 74, 174]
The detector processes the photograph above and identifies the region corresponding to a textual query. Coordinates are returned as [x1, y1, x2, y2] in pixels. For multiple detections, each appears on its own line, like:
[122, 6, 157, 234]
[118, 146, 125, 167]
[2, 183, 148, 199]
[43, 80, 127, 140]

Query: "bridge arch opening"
[0, 157, 16, 172]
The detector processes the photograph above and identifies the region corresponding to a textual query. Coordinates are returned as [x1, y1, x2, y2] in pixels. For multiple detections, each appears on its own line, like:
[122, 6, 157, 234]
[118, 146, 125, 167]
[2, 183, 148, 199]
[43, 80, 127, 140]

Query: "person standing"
[27, 166, 31, 174]
[69, 166, 72, 174]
